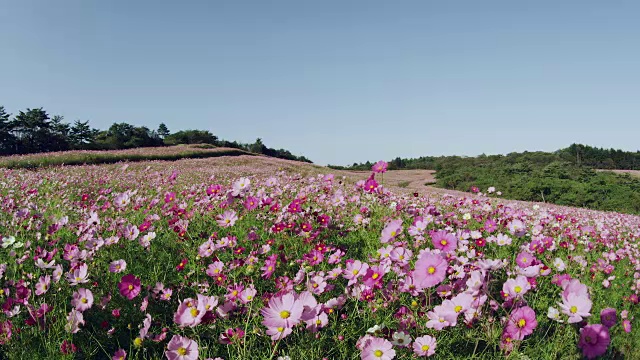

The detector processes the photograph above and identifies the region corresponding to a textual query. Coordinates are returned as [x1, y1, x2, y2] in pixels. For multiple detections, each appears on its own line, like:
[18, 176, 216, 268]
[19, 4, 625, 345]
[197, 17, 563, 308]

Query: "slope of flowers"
[0, 160, 639, 359]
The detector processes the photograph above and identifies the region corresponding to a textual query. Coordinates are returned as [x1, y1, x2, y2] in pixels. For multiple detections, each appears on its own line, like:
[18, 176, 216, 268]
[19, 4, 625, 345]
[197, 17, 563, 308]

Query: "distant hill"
[330, 144, 640, 215]
[0, 105, 311, 163]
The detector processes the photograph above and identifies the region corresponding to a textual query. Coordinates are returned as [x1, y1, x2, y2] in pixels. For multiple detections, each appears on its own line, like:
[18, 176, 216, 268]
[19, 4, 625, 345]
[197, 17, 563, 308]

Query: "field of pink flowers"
[0, 158, 639, 359]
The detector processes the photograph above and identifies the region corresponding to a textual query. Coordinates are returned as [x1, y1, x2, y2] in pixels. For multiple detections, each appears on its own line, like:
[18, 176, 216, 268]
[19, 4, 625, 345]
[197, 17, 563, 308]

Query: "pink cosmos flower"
[344, 260, 369, 286]
[413, 252, 448, 290]
[515, 251, 534, 268]
[559, 292, 592, 323]
[360, 336, 395, 360]
[216, 210, 238, 228]
[307, 275, 328, 295]
[66, 263, 89, 285]
[231, 177, 250, 196]
[165, 335, 199, 360]
[380, 219, 403, 244]
[112, 349, 126, 360]
[622, 319, 632, 333]
[561, 279, 589, 301]
[426, 305, 458, 330]
[35, 275, 51, 296]
[430, 230, 457, 253]
[65, 309, 84, 334]
[413, 335, 437, 357]
[240, 286, 257, 304]
[174, 297, 206, 328]
[71, 288, 94, 312]
[502, 275, 531, 299]
[261, 292, 303, 332]
[504, 306, 537, 340]
[118, 274, 141, 300]
[372, 161, 388, 173]
[578, 324, 610, 359]
[109, 260, 127, 273]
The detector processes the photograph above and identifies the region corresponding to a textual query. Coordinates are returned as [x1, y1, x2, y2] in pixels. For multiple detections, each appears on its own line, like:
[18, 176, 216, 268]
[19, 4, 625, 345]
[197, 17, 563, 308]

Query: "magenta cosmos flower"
[578, 324, 610, 359]
[430, 230, 457, 253]
[372, 160, 388, 173]
[112, 349, 126, 360]
[118, 274, 141, 300]
[504, 306, 537, 340]
[260, 292, 303, 331]
[165, 335, 198, 360]
[413, 335, 436, 357]
[600, 308, 617, 328]
[413, 252, 448, 290]
[361, 336, 395, 360]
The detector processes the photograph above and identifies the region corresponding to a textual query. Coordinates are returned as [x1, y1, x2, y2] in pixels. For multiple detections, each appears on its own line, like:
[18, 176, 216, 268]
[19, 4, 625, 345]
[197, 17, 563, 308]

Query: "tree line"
[329, 144, 640, 171]
[0, 106, 311, 163]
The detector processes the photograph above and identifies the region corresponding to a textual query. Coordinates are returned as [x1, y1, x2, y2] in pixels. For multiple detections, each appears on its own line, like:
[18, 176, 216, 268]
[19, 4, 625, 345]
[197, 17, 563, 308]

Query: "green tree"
[0, 106, 16, 154]
[157, 123, 170, 139]
[70, 120, 98, 149]
[11, 108, 52, 153]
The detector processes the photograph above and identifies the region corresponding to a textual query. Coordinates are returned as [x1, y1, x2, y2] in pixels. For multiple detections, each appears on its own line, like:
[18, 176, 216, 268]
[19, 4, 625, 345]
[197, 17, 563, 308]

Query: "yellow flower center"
[316, 319, 322, 325]
[570, 306, 578, 314]
[280, 310, 291, 319]
[522, 257, 527, 263]
[454, 305, 463, 313]
[177, 347, 187, 355]
[277, 326, 284, 332]
[232, 290, 238, 296]
[428, 266, 436, 274]
[372, 273, 379, 279]
[514, 286, 522, 293]
[133, 337, 143, 347]
[374, 350, 384, 357]
[440, 240, 447, 246]
[422, 344, 430, 351]
[190, 308, 199, 317]
[81, 298, 88, 304]
[391, 231, 396, 237]
[518, 319, 526, 328]
[352, 269, 359, 275]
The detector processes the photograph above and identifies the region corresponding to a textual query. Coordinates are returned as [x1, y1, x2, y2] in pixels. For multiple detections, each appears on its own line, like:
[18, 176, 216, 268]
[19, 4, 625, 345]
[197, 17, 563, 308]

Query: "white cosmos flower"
[548, 307, 563, 323]
[553, 258, 566, 271]
[1, 236, 16, 249]
[391, 331, 412, 347]
[366, 324, 385, 334]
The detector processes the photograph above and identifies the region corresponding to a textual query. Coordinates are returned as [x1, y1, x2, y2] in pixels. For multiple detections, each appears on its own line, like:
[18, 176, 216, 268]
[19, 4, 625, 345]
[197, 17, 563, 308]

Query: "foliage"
[0, 105, 312, 164]
[334, 148, 640, 215]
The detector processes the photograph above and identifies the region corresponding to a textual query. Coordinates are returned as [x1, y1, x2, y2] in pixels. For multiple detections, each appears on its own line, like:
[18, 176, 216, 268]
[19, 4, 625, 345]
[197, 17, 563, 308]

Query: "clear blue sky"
[1, 1, 639, 165]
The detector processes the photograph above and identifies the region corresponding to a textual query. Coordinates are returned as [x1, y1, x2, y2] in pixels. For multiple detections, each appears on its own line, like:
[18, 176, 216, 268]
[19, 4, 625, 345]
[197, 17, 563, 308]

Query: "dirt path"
[335, 169, 441, 193]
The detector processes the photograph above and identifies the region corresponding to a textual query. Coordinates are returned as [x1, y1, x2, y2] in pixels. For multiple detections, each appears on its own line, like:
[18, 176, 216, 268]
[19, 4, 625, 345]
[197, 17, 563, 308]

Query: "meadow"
[0, 156, 638, 359]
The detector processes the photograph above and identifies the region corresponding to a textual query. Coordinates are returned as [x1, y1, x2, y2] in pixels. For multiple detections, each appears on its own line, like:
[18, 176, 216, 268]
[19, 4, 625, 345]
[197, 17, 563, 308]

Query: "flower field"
[0, 158, 639, 359]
